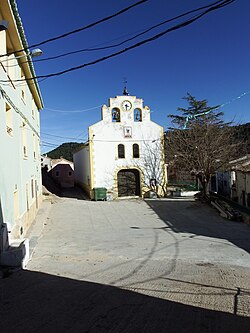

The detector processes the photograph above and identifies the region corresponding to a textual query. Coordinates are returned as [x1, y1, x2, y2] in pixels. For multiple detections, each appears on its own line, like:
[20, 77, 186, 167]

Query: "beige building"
[0, 1, 43, 265]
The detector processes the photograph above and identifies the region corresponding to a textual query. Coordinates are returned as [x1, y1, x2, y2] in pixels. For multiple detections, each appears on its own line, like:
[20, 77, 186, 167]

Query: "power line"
[41, 132, 86, 140]
[90, 136, 164, 143]
[40, 134, 83, 144]
[41, 143, 56, 147]
[44, 104, 102, 113]
[29, 0, 226, 64]
[0, 0, 235, 83]
[2, 29, 147, 67]
[0, 0, 149, 58]
[0, 77, 48, 88]
[41, 140, 59, 147]
[41, 138, 163, 145]
[0, 85, 40, 137]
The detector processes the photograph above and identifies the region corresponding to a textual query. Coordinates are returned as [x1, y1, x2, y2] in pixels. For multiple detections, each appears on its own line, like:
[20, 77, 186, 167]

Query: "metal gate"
[117, 169, 140, 197]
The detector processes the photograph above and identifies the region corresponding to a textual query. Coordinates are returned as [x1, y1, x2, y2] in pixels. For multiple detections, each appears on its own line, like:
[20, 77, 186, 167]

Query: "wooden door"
[118, 169, 140, 197]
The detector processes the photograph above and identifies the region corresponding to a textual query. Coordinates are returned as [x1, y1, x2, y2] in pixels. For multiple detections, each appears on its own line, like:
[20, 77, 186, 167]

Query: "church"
[73, 88, 166, 199]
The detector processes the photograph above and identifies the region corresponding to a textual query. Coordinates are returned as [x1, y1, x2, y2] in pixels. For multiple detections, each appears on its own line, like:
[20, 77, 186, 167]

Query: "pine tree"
[166, 93, 237, 198]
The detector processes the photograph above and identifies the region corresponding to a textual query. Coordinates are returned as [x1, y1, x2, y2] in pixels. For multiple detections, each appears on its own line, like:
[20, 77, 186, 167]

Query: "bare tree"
[165, 94, 237, 197]
[137, 140, 167, 197]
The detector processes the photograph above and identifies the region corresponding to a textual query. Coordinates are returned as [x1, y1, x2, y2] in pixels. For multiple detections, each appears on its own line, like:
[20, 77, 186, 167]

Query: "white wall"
[74, 145, 91, 190]
[0, 28, 42, 239]
[41, 155, 52, 170]
[89, 95, 164, 196]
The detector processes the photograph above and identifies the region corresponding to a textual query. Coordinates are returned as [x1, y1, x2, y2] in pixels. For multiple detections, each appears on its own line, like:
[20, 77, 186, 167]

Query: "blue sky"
[16, 0, 250, 153]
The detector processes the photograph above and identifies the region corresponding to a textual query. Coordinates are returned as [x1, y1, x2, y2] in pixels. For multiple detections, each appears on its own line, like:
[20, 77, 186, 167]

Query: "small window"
[118, 144, 125, 158]
[133, 144, 139, 158]
[55, 171, 60, 177]
[112, 108, 120, 122]
[68, 171, 72, 176]
[134, 108, 142, 122]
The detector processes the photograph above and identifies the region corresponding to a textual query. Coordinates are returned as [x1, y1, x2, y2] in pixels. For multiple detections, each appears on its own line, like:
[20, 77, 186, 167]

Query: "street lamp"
[28, 48, 43, 58]
[0, 48, 43, 64]
[13, 48, 43, 61]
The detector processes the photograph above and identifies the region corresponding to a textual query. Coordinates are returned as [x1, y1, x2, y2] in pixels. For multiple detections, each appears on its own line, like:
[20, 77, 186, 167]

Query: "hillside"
[234, 122, 250, 155]
[46, 142, 84, 161]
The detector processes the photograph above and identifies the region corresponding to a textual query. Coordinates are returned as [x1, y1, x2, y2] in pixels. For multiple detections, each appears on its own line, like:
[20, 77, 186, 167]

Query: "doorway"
[117, 169, 140, 197]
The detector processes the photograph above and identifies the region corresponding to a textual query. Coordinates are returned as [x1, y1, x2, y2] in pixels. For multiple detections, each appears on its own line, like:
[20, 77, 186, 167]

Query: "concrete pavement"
[1, 195, 250, 332]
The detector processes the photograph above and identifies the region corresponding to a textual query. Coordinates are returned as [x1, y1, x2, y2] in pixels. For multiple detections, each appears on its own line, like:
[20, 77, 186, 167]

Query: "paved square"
[1, 197, 250, 332]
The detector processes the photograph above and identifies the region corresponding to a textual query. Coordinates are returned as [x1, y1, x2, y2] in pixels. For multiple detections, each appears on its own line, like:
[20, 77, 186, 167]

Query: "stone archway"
[117, 169, 140, 197]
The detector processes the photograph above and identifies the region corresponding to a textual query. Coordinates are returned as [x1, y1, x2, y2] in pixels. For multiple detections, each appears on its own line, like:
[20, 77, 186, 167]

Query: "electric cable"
[0, 0, 149, 58]
[44, 104, 102, 113]
[2, 0, 227, 69]
[41, 132, 86, 140]
[28, 0, 228, 64]
[0, 0, 235, 83]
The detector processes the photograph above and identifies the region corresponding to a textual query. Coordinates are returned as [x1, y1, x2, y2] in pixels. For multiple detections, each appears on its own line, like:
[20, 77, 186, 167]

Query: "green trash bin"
[93, 187, 107, 201]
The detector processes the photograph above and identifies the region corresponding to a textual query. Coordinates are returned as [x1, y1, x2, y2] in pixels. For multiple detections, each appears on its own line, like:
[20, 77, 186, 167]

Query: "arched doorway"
[117, 169, 140, 197]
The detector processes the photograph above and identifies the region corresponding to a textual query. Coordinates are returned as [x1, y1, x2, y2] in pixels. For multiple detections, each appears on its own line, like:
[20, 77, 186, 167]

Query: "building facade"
[49, 158, 74, 188]
[235, 168, 250, 208]
[0, 0, 43, 255]
[74, 92, 166, 199]
[231, 156, 250, 208]
[213, 155, 250, 209]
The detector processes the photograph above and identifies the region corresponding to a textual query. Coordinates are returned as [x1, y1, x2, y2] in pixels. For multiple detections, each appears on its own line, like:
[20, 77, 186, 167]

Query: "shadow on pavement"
[60, 186, 89, 200]
[1, 269, 249, 333]
[42, 168, 88, 200]
[145, 199, 250, 254]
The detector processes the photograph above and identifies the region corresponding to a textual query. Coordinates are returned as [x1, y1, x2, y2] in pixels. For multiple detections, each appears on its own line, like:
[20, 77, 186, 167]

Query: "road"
[1, 195, 250, 332]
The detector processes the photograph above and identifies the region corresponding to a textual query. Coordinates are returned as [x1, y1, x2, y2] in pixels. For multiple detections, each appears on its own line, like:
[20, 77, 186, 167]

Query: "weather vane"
[123, 77, 129, 96]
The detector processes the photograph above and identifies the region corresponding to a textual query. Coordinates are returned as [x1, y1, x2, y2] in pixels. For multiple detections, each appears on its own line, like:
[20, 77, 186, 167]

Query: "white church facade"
[74, 90, 166, 199]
